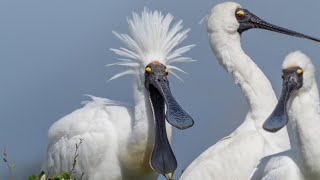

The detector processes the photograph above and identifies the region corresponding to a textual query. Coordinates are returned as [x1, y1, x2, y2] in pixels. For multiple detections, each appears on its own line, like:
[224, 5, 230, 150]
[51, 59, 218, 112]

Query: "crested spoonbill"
[251, 51, 320, 180]
[180, 2, 320, 180]
[42, 8, 194, 180]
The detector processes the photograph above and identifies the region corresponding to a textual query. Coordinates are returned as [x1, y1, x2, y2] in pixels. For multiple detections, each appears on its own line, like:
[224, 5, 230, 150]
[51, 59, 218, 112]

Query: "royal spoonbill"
[180, 2, 320, 180]
[42, 9, 194, 180]
[251, 51, 320, 180]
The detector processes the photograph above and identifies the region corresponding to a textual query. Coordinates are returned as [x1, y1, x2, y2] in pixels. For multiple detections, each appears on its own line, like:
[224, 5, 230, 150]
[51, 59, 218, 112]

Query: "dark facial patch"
[282, 67, 304, 90]
[144, 63, 168, 80]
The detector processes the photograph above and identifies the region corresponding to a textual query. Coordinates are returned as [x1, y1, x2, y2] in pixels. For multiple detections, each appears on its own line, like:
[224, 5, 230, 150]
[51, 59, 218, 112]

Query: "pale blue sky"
[1, 0, 320, 179]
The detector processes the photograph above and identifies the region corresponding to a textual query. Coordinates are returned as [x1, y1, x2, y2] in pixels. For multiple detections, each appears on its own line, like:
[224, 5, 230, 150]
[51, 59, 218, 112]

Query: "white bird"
[180, 2, 320, 180]
[42, 9, 195, 180]
[251, 51, 320, 180]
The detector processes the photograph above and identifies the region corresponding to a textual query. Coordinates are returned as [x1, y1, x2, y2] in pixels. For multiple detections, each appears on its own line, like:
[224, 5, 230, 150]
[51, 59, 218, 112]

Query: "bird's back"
[180, 129, 265, 180]
[42, 96, 133, 179]
[250, 151, 303, 180]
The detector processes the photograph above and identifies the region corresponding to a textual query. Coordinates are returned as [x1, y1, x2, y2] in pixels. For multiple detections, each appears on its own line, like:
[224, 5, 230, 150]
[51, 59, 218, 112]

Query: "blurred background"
[1, 0, 320, 179]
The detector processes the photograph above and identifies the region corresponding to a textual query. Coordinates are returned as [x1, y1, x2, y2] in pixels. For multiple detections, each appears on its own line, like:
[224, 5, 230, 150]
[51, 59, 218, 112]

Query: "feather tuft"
[81, 94, 127, 106]
[107, 70, 136, 81]
[167, 65, 188, 75]
[109, 8, 195, 81]
[170, 71, 184, 82]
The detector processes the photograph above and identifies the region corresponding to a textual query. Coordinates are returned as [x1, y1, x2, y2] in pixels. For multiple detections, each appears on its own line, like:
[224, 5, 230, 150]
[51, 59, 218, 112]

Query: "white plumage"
[109, 9, 195, 80]
[251, 51, 320, 180]
[180, 2, 291, 179]
[42, 8, 194, 180]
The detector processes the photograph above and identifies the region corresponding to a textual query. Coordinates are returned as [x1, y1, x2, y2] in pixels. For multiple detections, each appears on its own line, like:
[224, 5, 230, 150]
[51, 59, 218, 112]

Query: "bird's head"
[281, 51, 315, 93]
[144, 61, 169, 90]
[207, 2, 320, 43]
[207, 2, 242, 35]
[144, 60, 194, 129]
[263, 51, 315, 132]
[110, 7, 195, 128]
[109, 8, 195, 179]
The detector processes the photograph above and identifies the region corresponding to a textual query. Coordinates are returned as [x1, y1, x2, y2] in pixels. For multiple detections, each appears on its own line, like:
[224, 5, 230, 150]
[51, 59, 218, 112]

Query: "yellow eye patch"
[297, 68, 303, 75]
[165, 68, 169, 75]
[236, 10, 245, 16]
[145, 67, 151, 72]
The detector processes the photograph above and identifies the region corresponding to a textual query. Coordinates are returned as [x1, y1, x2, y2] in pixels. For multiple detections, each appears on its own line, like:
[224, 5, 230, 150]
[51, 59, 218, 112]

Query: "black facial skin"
[144, 63, 194, 129]
[144, 62, 194, 178]
[263, 67, 303, 132]
[235, 8, 320, 43]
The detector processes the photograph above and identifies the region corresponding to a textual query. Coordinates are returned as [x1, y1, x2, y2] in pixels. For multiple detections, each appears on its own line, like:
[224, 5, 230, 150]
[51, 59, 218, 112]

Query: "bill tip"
[165, 172, 174, 180]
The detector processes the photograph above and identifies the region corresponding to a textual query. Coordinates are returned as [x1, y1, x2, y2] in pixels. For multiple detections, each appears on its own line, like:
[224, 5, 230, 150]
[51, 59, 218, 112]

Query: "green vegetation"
[2, 139, 84, 180]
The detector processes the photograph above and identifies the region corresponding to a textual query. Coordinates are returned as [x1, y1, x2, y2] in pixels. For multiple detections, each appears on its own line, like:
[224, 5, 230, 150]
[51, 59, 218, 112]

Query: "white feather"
[81, 94, 126, 106]
[108, 70, 136, 81]
[198, 15, 208, 25]
[167, 65, 188, 75]
[43, 8, 190, 180]
[167, 57, 196, 64]
[180, 2, 290, 180]
[252, 51, 320, 180]
[109, 8, 195, 81]
[105, 62, 139, 67]
[167, 45, 196, 61]
[170, 71, 184, 82]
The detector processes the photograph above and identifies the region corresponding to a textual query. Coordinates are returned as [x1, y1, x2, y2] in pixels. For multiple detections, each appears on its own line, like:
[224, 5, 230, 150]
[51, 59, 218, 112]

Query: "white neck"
[120, 74, 157, 173]
[131, 74, 155, 147]
[287, 79, 320, 178]
[208, 31, 290, 153]
[209, 32, 277, 127]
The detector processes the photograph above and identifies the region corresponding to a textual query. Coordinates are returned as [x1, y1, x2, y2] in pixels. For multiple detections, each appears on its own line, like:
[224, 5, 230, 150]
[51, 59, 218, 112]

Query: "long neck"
[132, 74, 155, 145]
[287, 80, 320, 177]
[121, 74, 156, 169]
[209, 31, 290, 154]
[209, 32, 277, 127]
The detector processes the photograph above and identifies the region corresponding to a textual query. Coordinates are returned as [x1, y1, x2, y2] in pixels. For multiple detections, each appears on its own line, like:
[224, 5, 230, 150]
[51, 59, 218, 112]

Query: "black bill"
[263, 67, 303, 132]
[149, 84, 177, 179]
[160, 81, 194, 130]
[145, 63, 194, 130]
[144, 62, 194, 179]
[236, 8, 320, 43]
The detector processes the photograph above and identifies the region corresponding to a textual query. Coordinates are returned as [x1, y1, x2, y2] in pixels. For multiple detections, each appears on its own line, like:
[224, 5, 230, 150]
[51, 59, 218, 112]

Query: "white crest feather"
[108, 8, 195, 81]
[167, 65, 188, 75]
[108, 70, 136, 81]
[170, 71, 184, 82]
[198, 15, 208, 24]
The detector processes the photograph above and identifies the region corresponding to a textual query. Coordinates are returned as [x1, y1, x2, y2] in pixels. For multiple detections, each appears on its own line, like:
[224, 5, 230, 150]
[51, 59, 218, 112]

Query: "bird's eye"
[296, 68, 303, 76]
[165, 68, 169, 76]
[235, 9, 245, 19]
[145, 67, 152, 74]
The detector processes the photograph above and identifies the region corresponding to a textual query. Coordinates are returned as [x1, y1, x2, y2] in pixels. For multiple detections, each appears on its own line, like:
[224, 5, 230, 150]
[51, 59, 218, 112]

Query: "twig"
[79, 172, 85, 180]
[2, 147, 14, 180]
[70, 138, 84, 175]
